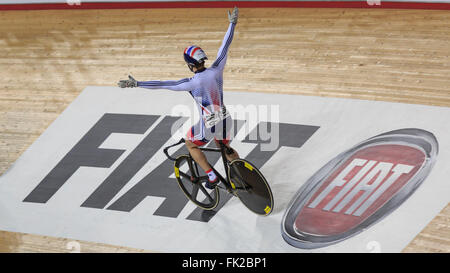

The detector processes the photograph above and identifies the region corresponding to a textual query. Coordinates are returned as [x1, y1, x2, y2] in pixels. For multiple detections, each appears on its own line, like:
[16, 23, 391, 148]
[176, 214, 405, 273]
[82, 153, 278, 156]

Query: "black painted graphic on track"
[24, 113, 319, 222]
[23, 114, 159, 203]
[81, 115, 187, 209]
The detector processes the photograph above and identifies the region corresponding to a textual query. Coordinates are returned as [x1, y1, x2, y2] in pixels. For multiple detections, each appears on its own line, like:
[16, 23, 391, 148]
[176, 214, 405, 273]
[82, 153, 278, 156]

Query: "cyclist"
[118, 7, 240, 189]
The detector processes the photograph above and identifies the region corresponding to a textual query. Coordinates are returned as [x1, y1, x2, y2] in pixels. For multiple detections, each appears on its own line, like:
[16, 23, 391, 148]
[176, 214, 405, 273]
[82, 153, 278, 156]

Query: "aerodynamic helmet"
[183, 45, 208, 67]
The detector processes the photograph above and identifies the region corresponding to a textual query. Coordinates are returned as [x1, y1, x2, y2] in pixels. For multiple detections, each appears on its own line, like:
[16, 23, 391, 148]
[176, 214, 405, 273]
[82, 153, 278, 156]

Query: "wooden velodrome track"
[0, 7, 449, 253]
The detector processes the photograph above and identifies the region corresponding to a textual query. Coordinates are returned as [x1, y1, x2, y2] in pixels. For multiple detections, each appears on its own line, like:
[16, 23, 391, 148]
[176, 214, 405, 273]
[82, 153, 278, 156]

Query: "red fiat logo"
[295, 144, 423, 236]
[282, 128, 438, 249]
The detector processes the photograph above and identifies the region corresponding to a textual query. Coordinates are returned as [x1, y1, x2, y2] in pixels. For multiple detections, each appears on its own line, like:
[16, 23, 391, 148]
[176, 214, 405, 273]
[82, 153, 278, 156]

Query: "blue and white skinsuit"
[137, 22, 236, 146]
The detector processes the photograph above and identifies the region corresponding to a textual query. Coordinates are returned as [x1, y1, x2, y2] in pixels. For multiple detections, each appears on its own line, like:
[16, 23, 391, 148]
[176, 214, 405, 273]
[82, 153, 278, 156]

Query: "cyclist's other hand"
[228, 6, 238, 24]
[118, 75, 137, 88]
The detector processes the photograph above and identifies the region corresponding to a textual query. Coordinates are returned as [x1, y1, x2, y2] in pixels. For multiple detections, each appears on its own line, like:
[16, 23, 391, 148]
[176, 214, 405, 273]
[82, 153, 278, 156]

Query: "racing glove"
[118, 75, 138, 88]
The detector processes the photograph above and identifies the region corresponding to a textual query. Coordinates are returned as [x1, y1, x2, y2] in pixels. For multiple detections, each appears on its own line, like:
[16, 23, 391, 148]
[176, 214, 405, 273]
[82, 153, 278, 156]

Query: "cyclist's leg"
[214, 139, 239, 162]
[185, 139, 211, 172]
[186, 123, 219, 188]
[185, 122, 211, 172]
[213, 115, 239, 162]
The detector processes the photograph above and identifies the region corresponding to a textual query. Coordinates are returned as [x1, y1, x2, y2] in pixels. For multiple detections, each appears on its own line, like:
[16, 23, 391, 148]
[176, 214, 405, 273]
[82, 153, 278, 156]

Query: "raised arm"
[117, 75, 197, 91]
[137, 78, 197, 91]
[211, 7, 238, 70]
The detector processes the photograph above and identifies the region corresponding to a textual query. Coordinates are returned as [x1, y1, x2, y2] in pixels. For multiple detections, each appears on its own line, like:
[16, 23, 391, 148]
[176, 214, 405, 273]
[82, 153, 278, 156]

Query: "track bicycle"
[163, 138, 274, 216]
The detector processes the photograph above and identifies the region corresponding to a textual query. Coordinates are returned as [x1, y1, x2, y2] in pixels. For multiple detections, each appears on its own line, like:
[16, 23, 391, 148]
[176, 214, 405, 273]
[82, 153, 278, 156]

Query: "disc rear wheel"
[228, 159, 274, 216]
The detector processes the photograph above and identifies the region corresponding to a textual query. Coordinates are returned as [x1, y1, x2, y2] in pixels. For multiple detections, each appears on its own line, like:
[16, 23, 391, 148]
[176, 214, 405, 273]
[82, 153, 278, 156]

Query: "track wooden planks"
[0, 7, 449, 253]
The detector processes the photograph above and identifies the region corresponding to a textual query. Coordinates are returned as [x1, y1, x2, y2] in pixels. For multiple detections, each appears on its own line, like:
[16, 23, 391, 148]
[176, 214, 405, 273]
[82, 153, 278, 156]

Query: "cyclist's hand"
[118, 75, 137, 88]
[228, 6, 238, 24]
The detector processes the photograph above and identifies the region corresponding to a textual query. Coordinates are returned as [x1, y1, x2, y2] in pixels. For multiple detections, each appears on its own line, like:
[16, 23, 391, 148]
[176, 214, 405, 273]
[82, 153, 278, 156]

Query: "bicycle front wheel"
[174, 154, 220, 210]
[228, 159, 274, 216]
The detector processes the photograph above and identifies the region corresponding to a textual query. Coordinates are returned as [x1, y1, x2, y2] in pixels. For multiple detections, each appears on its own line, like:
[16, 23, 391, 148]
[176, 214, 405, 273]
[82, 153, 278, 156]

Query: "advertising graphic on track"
[0, 86, 449, 252]
[282, 128, 439, 249]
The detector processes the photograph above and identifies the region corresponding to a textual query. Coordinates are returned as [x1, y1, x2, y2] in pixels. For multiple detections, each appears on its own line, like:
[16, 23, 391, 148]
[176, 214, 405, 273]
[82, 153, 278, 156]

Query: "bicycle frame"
[163, 138, 235, 192]
[165, 138, 273, 215]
